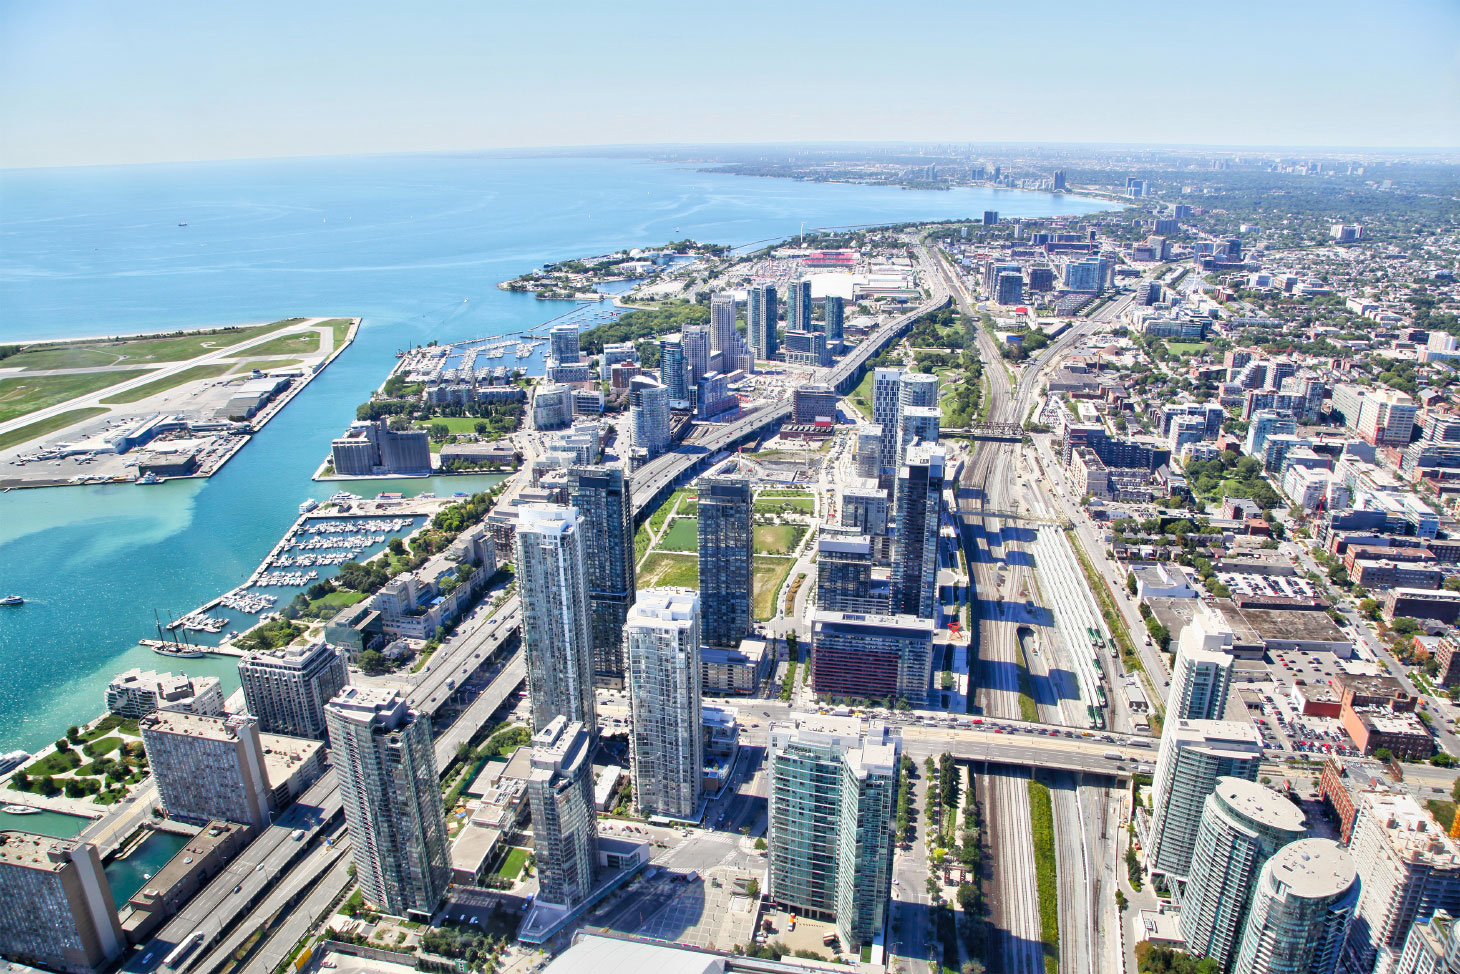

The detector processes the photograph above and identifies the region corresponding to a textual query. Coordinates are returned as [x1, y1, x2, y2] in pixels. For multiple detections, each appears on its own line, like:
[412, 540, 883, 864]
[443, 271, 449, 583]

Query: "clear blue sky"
[2, 0, 1457, 168]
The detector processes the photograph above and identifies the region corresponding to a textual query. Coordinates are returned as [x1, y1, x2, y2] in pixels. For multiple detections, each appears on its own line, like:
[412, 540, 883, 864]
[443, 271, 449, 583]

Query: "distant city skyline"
[1, 0, 1457, 169]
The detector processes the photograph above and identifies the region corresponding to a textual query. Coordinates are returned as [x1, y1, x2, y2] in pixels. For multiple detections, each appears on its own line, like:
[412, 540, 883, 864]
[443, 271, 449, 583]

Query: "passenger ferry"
[298, 498, 320, 514]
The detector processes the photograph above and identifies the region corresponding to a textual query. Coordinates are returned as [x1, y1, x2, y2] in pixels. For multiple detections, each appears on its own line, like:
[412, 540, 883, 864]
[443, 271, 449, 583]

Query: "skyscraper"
[892, 443, 945, 620]
[748, 283, 778, 362]
[326, 687, 449, 919]
[1343, 791, 1460, 974]
[0, 832, 124, 974]
[710, 292, 736, 353]
[787, 279, 812, 334]
[1053, 170, 1067, 191]
[1179, 778, 1308, 970]
[896, 372, 940, 467]
[516, 505, 597, 733]
[682, 323, 712, 387]
[624, 588, 703, 820]
[238, 640, 349, 741]
[567, 465, 637, 688]
[628, 376, 670, 458]
[824, 295, 844, 342]
[549, 323, 581, 364]
[139, 710, 271, 830]
[698, 476, 753, 647]
[1147, 720, 1264, 888]
[815, 532, 885, 614]
[527, 716, 598, 909]
[872, 367, 906, 471]
[1232, 839, 1359, 974]
[983, 210, 998, 226]
[768, 716, 900, 952]
[1168, 606, 1236, 721]
[659, 338, 689, 403]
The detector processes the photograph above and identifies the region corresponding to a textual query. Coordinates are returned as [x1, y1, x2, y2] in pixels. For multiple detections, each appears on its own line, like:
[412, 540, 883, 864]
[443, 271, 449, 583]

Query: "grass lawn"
[754, 523, 804, 556]
[0, 407, 108, 452]
[637, 553, 699, 589]
[754, 496, 814, 515]
[752, 557, 795, 621]
[231, 331, 322, 358]
[495, 846, 530, 879]
[0, 371, 151, 422]
[415, 416, 494, 435]
[849, 368, 876, 415]
[4, 319, 303, 371]
[1429, 799, 1457, 832]
[26, 749, 82, 777]
[1165, 341, 1208, 357]
[99, 363, 233, 404]
[659, 517, 699, 552]
[81, 736, 122, 758]
[231, 358, 302, 374]
[323, 318, 354, 350]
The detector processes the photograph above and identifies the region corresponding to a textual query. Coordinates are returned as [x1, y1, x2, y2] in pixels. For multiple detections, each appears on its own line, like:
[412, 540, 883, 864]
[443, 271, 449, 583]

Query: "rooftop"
[0, 831, 74, 870]
[1264, 838, 1356, 899]
[1359, 792, 1460, 864]
[1215, 776, 1305, 831]
[140, 710, 254, 742]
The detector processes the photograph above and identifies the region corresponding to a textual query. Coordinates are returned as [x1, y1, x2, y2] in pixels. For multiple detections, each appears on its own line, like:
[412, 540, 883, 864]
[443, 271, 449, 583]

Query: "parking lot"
[1241, 648, 1363, 759]
[1216, 570, 1317, 600]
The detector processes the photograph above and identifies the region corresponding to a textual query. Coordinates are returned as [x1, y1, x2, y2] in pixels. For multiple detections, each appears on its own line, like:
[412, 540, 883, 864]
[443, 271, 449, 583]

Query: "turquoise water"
[0, 806, 94, 838]
[0, 153, 1118, 753]
[104, 828, 190, 905]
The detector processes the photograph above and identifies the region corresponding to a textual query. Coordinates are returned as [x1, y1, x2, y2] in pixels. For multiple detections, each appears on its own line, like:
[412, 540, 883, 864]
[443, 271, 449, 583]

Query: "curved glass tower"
[1180, 777, 1307, 969]
[1232, 838, 1359, 974]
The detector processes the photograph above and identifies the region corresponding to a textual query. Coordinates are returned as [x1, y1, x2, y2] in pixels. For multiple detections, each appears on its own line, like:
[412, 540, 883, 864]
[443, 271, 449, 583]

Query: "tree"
[746, 878, 760, 899]
[962, 962, 986, 974]
[429, 422, 450, 441]
[55, 739, 70, 753]
[388, 537, 406, 557]
[1126, 572, 1138, 596]
[754, 837, 767, 851]
[357, 649, 391, 675]
[1358, 598, 1381, 621]
[66, 725, 81, 742]
[1392, 617, 1421, 636]
[474, 420, 489, 437]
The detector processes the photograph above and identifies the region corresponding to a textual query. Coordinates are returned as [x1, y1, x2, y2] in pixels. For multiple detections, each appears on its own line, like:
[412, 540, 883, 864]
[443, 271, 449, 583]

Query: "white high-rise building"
[1179, 778, 1308, 969]
[1343, 791, 1460, 974]
[326, 687, 449, 919]
[238, 640, 349, 741]
[516, 505, 597, 733]
[527, 716, 598, 909]
[624, 588, 703, 820]
[1168, 604, 1237, 721]
[627, 376, 670, 458]
[1232, 839, 1359, 974]
[1147, 719, 1264, 888]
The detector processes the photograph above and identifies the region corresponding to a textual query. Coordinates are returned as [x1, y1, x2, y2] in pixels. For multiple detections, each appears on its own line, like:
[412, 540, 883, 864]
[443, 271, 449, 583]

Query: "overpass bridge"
[628, 289, 948, 520]
[942, 422, 1025, 442]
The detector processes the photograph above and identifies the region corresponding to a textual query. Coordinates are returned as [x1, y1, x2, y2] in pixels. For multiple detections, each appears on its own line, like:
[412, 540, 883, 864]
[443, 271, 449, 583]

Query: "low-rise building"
[1317, 755, 1393, 843]
[701, 638, 772, 695]
[120, 822, 249, 944]
[104, 669, 224, 719]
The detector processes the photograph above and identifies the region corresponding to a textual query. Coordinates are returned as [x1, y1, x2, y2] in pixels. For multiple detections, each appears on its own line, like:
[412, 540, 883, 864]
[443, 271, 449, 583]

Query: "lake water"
[0, 153, 1117, 753]
[104, 828, 190, 905]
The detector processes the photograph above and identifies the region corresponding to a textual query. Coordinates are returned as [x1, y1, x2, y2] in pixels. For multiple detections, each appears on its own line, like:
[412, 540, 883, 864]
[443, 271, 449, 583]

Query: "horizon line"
[4, 138, 1459, 174]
